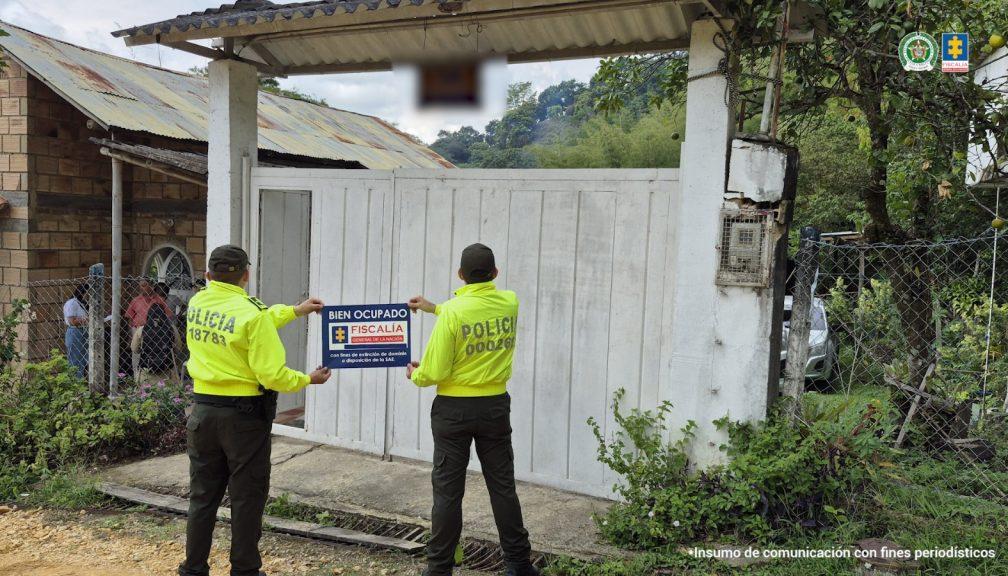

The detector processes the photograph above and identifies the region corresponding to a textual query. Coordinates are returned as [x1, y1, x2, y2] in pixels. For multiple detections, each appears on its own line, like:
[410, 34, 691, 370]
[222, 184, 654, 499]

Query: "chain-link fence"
[785, 230, 1008, 506]
[26, 272, 200, 425]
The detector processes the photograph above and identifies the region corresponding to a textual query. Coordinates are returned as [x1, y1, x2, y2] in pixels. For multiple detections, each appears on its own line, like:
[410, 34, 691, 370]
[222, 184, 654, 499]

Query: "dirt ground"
[0, 508, 486, 576]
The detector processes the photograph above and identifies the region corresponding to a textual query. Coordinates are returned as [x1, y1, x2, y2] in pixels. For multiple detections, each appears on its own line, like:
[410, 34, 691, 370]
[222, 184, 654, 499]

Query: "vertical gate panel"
[390, 182, 430, 460]
[568, 191, 618, 488]
[336, 181, 372, 442]
[416, 183, 456, 458]
[530, 189, 579, 481]
[504, 191, 543, 477]
[641, 188, 673, 413]
[602, 186, 654, 487]
[309, 183, 346, 439]
[364, 181, 395, 451]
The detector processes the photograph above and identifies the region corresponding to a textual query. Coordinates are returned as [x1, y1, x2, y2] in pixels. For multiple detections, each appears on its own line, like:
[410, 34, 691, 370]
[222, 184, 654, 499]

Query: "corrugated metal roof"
[112, 0, 705, 72]
[114, 1, 511, 39]
[115, 1, 446, 38]
[0, 21, 453, 169]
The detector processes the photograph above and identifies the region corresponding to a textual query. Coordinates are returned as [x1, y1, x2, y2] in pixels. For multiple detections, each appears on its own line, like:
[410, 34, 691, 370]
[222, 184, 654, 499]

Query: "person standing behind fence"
[63, 284, 89, 378]
[126, 277, 172, 327]
[179, 245, 333, 576]
[406, 243, 538, 576]
[126, 278, 172, 377]
[137, 302, 181, 382]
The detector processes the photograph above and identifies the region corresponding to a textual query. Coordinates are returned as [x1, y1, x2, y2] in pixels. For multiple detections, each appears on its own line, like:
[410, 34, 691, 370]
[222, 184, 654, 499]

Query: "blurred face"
[139, 280, 153, 296]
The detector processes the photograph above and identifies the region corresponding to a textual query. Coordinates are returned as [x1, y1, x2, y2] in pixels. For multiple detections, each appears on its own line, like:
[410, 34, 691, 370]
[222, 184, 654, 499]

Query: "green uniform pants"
[427, 393, 532, 575]
[179, 403, 272, 576]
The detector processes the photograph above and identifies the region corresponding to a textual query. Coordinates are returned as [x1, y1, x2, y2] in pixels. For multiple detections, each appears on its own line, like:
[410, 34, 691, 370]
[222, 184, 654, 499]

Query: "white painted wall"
[252, 168, 678, 498]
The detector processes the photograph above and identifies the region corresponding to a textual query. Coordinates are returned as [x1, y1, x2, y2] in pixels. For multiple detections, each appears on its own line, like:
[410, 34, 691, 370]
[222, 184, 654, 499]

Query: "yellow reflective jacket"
[186, 281, 310, 397]
[410, 282, 518, 397]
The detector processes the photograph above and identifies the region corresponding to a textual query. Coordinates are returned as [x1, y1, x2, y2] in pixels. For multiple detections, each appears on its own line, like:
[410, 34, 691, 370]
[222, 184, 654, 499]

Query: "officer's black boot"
[504, 563, 540, 576]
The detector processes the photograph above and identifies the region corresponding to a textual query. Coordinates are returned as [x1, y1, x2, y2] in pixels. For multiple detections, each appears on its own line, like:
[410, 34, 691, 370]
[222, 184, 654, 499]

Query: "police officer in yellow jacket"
[407, 243, 538, 576]
[180, 245, 332, 576]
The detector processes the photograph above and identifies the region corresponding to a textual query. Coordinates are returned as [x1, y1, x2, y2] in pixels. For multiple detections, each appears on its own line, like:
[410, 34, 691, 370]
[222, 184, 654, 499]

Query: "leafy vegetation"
[587, 390, 891, 550]
[0, 303, 189, 501]
[826, 276, 1007, 412]
[430, 79, 686, 169]
[0, 299, 27, 369]
[548, 386, 1008, 576]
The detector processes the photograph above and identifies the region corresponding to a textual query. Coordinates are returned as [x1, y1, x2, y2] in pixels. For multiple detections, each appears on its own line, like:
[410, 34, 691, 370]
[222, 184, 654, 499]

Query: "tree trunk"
[856, 61, 938, 409]
[884, 246, 938, 401]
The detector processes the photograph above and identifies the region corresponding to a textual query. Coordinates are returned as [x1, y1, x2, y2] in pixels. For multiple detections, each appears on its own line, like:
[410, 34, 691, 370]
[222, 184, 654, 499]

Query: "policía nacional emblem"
[899, 32, 939, 72]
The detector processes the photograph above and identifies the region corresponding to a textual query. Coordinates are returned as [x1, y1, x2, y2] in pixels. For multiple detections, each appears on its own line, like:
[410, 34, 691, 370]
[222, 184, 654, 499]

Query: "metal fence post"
[87, 263, 106, 393]
[783, 227, 820, 420]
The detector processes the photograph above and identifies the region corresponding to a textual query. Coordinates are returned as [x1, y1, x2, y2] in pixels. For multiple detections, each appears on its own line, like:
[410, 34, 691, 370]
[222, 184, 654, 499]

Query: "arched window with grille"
[145, 245, 195, 291]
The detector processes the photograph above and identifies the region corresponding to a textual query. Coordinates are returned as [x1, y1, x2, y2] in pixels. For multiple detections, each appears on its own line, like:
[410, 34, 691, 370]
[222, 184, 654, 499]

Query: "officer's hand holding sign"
[296, 297, 333, 384]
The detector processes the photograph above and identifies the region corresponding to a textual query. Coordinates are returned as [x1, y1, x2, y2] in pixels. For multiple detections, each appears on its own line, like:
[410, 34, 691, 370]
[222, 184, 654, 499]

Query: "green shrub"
[827, 277, 1007, 410]
[590, 391, 893, 549]
[0, 299, 27, 369]
[0, 354, 187, 499]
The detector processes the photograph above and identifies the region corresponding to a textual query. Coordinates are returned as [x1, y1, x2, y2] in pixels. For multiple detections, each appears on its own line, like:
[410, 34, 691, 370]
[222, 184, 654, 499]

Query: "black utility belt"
[193, 393, 265, 408]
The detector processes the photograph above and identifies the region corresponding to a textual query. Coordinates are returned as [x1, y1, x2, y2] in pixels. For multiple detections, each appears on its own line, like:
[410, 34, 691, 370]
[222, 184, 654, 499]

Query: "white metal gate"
[251, 168, 679, 498]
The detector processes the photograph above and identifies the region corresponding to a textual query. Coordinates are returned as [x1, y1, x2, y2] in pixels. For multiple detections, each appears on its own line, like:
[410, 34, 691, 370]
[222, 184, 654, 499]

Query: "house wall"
[24, 75, 208, 283]
[0, 58, 30, 350]
[0, 60, 208, 359]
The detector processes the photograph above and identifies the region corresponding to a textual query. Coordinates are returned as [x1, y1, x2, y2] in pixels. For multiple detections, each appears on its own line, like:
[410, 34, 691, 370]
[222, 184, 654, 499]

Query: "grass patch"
[20, 468, 110, 510]
[264, 493, 342, 527]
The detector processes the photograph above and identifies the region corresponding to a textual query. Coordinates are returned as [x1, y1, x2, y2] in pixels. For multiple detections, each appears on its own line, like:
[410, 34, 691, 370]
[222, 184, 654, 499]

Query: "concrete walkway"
[102, 437, 616, 559]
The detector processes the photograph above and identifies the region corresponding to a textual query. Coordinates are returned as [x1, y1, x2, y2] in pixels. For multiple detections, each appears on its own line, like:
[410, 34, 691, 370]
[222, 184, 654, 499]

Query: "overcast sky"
[0, 0, 600, 143]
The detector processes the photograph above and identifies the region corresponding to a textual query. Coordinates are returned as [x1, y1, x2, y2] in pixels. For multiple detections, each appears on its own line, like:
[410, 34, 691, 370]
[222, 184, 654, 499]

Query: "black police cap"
[460, 243, 495, 283]
[208, 244, 250, 274]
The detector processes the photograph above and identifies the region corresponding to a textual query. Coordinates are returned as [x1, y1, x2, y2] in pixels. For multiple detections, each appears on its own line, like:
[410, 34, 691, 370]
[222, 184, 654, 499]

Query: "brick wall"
[25, 76, 208, 282]
[0, 58, 29, 351]
[0, 60, 208, 359]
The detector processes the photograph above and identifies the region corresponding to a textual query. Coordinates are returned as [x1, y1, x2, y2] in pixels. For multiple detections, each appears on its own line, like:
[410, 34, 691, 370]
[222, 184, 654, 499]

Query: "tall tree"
[430, 126, 485, 166]
[594, 1, 1008, 390]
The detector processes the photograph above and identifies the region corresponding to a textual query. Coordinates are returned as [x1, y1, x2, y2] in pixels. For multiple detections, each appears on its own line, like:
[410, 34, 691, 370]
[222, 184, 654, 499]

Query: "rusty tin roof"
[0, 21, 453, 169]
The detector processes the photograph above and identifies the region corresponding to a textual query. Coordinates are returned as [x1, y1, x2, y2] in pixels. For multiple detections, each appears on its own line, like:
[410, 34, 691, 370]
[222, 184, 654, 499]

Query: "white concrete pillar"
[207, 58, 258, 253]
[663, 18, 772, 468]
